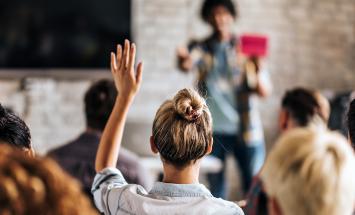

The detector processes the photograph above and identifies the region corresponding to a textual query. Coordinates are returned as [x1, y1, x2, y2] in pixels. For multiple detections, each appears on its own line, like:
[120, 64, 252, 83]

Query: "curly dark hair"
[84, 80, 117, 131]
[0, 103, 31, 150]
[201, 0, 238, 22]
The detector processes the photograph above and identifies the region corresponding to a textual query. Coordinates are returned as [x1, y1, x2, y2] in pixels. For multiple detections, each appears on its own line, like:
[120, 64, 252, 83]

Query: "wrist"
[116, 94, 134, 106]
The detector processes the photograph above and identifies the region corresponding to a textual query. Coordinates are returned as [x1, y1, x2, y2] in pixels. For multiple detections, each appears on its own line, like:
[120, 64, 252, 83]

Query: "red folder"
[240, 34, 269, 57]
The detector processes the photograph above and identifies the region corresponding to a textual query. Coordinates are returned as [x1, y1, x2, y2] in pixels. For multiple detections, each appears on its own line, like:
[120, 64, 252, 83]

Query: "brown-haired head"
[0, 144, 98, 215]
[152, 88, 213, 169]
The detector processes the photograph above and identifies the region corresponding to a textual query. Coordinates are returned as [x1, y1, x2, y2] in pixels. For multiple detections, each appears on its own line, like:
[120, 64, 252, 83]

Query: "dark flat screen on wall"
[0, 0, 131, 68]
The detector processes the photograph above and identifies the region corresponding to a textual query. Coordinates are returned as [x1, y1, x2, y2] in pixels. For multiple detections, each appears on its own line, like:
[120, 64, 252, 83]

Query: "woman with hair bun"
[92, 40, 244, 215]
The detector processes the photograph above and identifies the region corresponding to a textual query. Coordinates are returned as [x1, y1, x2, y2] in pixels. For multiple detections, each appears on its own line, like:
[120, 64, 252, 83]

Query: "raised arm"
[95, 40, 143, 172]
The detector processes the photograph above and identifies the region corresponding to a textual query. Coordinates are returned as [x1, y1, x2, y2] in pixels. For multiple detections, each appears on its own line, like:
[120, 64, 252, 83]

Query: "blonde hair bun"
[152, 88, 212, 167]
[173, 89, 205, 122]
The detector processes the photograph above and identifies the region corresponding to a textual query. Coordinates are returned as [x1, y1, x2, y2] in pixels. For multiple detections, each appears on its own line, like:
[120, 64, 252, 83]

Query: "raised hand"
[111, 39, 143, 101]
[95, 40, 143, 172]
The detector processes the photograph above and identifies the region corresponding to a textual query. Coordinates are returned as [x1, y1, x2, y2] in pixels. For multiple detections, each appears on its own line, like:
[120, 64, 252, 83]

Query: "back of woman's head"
[281, 88, 324, 127]
[152, 89, 213, 168]
[0, 144, 98, 215]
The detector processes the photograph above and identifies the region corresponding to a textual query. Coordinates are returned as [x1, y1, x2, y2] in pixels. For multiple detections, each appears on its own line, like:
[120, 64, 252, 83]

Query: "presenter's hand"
[177, 46, 193, 72]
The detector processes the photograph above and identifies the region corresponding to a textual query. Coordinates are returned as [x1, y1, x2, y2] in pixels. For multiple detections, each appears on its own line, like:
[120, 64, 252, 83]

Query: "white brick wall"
[0, 0, 354, 153]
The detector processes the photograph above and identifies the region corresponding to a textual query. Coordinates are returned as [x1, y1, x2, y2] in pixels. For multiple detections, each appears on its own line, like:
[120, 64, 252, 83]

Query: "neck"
[215, 30, 232, 42]
[162, 162, 200, 184]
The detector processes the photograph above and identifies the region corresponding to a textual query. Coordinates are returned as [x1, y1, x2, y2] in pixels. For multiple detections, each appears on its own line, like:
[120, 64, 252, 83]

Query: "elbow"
[95, 155, 107, 173]
[95, 162, 104, 173]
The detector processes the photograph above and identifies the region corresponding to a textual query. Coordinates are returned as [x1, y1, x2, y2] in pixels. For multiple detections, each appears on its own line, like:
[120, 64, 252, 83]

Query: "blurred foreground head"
[0, 103, 33, 156]
[261, 128, 355, 215]
[0, 144, 98, 215]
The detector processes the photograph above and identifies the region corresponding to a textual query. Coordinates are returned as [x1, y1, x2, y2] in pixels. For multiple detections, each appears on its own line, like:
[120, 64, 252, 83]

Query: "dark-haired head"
[347, 99, 355, 150]
[0, 104, 32, 153]
[84, 80, 117, 131]
[201, 0, 237, 22]
[201, 0, 237, 33]
[280, 88, 325, 131]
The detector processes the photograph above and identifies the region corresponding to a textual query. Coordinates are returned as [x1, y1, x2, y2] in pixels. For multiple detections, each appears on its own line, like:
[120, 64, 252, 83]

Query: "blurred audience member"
[48, 80, 149, 197]
[177, 0, 272, 198]
[278, 88, 328, 131]
[244, 88, 330, 215]
[0, 103, 34, 156]
[347, 99, 355, 150]
[261, 128, 355, 215]
[329, 91, 355, 136]
[0, 144, 98, 215]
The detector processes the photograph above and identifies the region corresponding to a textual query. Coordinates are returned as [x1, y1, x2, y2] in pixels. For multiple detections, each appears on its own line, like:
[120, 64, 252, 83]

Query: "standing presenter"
[176, 0, 272, 198]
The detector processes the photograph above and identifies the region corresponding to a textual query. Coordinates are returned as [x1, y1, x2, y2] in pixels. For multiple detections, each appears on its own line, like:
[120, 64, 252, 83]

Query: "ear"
[268, 197, 283, 215]
[206, 137, 213, 155]
[150, 136, 159, 154]
[279, 109, 289, 132]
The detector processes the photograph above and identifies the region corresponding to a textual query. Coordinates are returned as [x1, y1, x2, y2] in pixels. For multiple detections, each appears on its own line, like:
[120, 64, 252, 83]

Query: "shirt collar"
[208, 33, 238, 48]
[149, 182, 213, 198]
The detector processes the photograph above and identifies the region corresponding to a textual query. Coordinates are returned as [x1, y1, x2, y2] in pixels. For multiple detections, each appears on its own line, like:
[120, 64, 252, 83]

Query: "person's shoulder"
[209, 197, 245, 215]
[187, 39, 203, 50]
[48, 141, 76, 158]
[187, 35, 214, 50]
[48, 132, 95, 157]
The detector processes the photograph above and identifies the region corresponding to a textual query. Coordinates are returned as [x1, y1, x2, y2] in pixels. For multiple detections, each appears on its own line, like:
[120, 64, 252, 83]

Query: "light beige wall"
[0, 0, 354, 156]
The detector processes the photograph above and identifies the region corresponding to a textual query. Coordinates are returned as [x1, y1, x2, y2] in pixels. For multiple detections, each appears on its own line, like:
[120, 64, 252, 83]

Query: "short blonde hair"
[0, 145, 98, 215]
[261, 128, 355, 215]
[152, 88, 212, 168]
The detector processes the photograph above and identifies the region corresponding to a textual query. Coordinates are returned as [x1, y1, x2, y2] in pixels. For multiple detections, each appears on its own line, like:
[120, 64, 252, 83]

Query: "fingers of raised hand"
[120, 40, 130, 71]
[128, 43, 136, 76]
[111, 52, 117, 73]
[112, 40, 142, 87]
[116, 44, 122, 68]
[136, 62, 143, 85]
